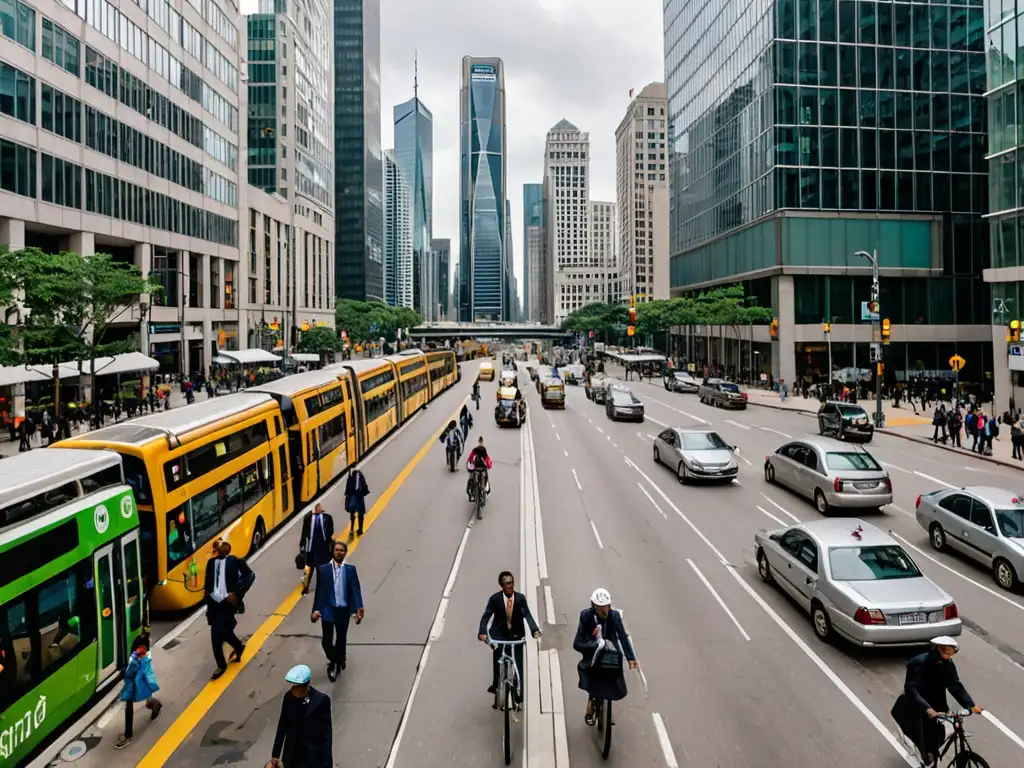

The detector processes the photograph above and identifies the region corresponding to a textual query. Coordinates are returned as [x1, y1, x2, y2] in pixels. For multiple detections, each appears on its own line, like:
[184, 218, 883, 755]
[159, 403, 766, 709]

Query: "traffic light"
[881, 318, 891, 344]
[769, 318, 779, 339]
[1011, 319, 1021, 343]
[823, 322, 831, 334]
[629, 307, 636, 325]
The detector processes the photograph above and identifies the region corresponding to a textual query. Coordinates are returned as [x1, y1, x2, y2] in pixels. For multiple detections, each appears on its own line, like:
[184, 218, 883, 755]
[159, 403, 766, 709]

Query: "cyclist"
[472, 380, 481, 409]
[891, 636, 981, 767]
[442, 420, 464, 469]
[459, 403, 473, 441]
[477, 571, 541, 709]
[572, 588, 638, 726]
[465, 436, 492, 500]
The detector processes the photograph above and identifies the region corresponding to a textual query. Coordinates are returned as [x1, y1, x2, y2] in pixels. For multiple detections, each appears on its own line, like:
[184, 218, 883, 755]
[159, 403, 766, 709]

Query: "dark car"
[698, 378, 747, 409]
[664, 370, 699, 393]
[606, 386, 644, 422]
[817, 401, 873, 442]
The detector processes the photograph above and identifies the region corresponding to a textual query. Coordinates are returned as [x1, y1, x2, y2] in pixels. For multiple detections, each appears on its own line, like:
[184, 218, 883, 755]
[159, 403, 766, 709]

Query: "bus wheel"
[251, 518, 267, 552]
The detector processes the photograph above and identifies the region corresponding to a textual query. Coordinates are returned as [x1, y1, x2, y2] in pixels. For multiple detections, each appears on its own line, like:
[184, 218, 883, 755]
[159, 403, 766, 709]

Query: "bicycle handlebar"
[935, 710, 975, 721]
[487, 637, 527, 648]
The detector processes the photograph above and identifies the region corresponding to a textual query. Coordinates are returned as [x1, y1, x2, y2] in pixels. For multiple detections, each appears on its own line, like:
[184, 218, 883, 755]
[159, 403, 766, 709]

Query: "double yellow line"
[139, 397, 467, 766]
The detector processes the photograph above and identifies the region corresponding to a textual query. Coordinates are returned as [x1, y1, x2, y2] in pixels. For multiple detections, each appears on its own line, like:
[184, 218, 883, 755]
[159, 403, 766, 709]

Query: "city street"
[33, 360, 1024, 768]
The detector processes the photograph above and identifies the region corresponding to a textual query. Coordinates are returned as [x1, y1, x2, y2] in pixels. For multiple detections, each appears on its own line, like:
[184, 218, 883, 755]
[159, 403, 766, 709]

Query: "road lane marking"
[760, 493, 801, 523]
[652, 713, 680, 767]
[913, 470, 955, 488]
[686, 559, 751, 641]
[564, 449, 568, 457]
[590, 520, 604, 549]
[886, 503, 914, 518]
[139, 397, 469, 768]
[735, 451, 753, 466]
[646, 415, 669, 428]
[556, 432, 560, 440]
[429, 521, 473, 641]
[983, 711, 1024, 751]
[880, 461, 911, 474]
[631, 463, 919, 766]
[756, 425, 792, 438]
[725, 419, 751, 430]
[890, 532, 1024, 615]
[643, 394, 711, 424]
[638, 483, 668, 519]
[756, 505, 787, 526]
[543, 585, 556, 625]
[572, 468, 582, 490]
[596, 427, 604, 434]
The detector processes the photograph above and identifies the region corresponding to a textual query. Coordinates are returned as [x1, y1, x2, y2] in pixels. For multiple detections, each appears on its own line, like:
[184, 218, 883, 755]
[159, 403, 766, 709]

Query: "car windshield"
[824, 452, 882, 471]
[674, 372, 693, 380]
[718, 382, 740, 393]
[681, 432, 729, 450]
[994, 508, 1024, 538]
[828, 545, 921, 581]
[837, 405, 866, 416]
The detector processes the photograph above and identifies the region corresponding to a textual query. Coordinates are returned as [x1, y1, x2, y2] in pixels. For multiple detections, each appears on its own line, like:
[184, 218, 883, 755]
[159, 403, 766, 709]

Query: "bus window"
[37, 568, 91, 674]
[319, 415, 346, 455]
[80, 464, 124, 495]
[164, 422, 270, 492]
[122, 455, 152, 504]
[2, 597, 30, 698]
[1, 483, 79, 527]
[139, 514, 158, 591]
[122, 538, 143, 631]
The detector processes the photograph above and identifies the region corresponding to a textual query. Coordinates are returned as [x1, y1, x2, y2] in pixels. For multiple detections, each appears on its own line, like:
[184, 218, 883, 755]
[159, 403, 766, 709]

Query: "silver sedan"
[915, 485, 1024, 591]
[764, 436, 892, 514]
[754, 518, 961, 646]
[653, 428, 738, 483]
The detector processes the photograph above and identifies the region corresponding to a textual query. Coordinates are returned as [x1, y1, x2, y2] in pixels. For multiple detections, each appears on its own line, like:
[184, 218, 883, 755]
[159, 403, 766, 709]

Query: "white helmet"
[931, 636, 959, 649]
[590, 588, 612, 607]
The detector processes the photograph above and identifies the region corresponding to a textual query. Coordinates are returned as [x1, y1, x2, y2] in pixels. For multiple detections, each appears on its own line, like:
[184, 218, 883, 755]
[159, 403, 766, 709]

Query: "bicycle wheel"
[503, 679, 512, 765]
[600, 698, 612, 759]
[955, 751, 990, 768]
[476, 481, 483, 520]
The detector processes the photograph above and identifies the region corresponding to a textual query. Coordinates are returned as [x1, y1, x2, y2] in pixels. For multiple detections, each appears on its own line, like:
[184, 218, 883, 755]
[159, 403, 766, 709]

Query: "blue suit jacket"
[312, 561, 363, 623]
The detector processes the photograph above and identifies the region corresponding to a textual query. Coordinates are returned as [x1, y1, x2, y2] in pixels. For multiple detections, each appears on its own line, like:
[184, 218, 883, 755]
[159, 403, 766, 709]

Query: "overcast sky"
[380, 0, 665, 293]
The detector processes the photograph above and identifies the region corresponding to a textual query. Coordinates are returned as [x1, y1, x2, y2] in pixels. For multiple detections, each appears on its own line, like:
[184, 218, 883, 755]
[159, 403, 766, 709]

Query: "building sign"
[1009, 344, 1024, 372]
[471, 64, 495, 74]
[471, 73, 496, 82]
[149, 323, 182, 335]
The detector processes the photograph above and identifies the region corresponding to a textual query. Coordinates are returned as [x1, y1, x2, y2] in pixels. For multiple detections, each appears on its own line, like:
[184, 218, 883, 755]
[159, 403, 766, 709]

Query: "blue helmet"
[284, 664, 312, 685]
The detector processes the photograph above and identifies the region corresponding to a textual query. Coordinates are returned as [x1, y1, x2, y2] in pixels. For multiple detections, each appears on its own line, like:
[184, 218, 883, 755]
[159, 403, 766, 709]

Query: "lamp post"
[854, 249, 883, 427]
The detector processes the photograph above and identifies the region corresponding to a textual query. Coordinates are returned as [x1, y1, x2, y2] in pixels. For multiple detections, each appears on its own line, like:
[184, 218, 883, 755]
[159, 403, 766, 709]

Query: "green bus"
[0, 449, 146, 766]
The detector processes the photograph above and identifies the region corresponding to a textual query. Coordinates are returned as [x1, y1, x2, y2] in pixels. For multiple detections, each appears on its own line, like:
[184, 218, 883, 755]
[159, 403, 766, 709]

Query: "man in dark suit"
[477, 571, 541, 707]
[204, 540, 254, 680]
[343, 463, 370, 539]
[300, 503, 334, 594]
[311, 540, 364, 682]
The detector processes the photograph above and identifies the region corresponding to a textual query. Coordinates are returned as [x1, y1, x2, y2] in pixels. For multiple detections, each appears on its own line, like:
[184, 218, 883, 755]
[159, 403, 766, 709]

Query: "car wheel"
[814, 489, 830, 515]
[653, 446, 660, 465]
[929, 523, 947, 552]
[250, 518, 267, 552]
[756, 549, 773, 584]
[837, 425, 845, 441]
[811, 601, 832, 643]
[993, 558, 1019, 591]
[764, 463, 775, 483]
[677, 463, 687, 484]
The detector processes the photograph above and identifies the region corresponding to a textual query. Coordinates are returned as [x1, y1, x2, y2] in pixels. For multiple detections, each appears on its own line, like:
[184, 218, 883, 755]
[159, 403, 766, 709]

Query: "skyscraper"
[615, 82, 669, 302]
[432, 238, 451, 317]
[334, 0, 384, 302]
[522, 183, 543, 320]
[504, 199, 514, 321]
[459, 56, 507, 321]
[383, 150, 413, 308]
[591, 201, 617, 304]
[394, 64, 434, 318]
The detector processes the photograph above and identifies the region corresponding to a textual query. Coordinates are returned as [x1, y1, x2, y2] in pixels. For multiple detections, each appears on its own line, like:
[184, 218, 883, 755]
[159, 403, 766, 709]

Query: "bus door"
[278, 445, 291, 516]
[309, 429, 322, 495]
[288, 429, 304, 507]
[119, 531, 145, 642]
[345, 375, 366, 458]
[93, 545, 120, 681]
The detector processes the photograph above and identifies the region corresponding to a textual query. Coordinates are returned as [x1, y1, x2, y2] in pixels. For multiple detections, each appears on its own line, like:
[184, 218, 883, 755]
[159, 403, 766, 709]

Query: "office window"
[41, 18, 81, 76]
[0, 138, 37, 198]
[1, 0, 34, 51]
[41, 153, 82, 209]
[0, 62, 35, 124]
[41, 85, 82, 142]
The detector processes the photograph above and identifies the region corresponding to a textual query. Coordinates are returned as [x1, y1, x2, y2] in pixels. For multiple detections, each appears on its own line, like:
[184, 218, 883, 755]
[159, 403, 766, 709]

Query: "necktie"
[505, 595, 513, 629]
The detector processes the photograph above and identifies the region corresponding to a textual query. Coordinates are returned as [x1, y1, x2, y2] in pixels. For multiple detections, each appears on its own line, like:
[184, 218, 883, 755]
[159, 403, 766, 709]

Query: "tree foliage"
[0, 246, 19, 366]
[334, 299, 423, 343]
[561, 303, 629, 335]
[297, 325, 342, 356]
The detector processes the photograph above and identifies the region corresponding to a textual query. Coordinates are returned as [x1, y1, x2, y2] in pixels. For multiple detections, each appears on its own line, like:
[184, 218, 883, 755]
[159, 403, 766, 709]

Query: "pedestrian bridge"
[409, 322, 572, 340]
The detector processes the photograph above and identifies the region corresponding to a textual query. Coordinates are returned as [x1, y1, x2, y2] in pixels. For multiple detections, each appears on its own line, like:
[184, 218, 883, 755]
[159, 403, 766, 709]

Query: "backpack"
[965, 413, 976, 431]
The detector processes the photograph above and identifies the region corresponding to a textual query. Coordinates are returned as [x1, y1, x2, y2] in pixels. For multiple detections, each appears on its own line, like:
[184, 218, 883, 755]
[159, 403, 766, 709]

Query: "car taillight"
[834, 477, 843, 492]
[944, 603, 959, 620]
[883, 477, 892, 493]
[741, 392, 748, 400]
[915, 495, 922, 510]
[854, 607, 885, 625]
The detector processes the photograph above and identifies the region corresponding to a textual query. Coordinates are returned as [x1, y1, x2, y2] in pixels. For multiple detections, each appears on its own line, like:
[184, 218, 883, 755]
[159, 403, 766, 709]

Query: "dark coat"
[344, 470, 370, 515]
[312, 561, 363, 623]
[891, 649, 975, 758]
[203, 555, 254, 626]
[478, 590, 539, 641]
[300, 511, 335, 567]
[271, 687, 333, 768]
[572, 608, 636, 702]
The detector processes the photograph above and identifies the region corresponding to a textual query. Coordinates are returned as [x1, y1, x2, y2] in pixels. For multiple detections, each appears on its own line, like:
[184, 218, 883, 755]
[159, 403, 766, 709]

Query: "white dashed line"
[725, 419, 751, 430]
[555, 432, 560, 441]
[652, 713, 679, 767]
[756, 505, 787, 526]
[564, 449, 568, 457]
[760, 493, 801, 523]
[686, 559, 751, 641]
[637, 482, 668, 519]
[589, 520, 604, 549]
[913, 470, 955, 488]
[572, 468, 582, 491]
[880, 461, 911, 474]
[756, 425, 792, 439]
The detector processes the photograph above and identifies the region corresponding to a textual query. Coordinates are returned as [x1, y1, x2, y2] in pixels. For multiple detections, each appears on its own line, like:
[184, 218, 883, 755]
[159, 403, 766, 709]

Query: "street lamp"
[854, 249, 883, 427]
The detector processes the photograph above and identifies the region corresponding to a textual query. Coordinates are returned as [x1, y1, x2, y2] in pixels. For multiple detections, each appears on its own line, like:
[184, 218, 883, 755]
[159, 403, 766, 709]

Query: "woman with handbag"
[344, 463, 370, 540]
[572, 588, 639, 726]
[114, 635, 163, 750]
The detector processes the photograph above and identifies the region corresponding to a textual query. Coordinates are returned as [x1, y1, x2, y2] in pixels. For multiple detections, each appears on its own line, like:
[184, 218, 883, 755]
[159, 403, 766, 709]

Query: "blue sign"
[859, 301, 879, 322]
[1010, 345, 1023, 356]
[471, 64, 495, 74]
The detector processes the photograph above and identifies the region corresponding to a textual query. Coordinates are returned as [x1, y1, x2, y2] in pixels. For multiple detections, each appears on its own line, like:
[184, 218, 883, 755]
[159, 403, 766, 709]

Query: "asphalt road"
[36, 358, 1024, 768]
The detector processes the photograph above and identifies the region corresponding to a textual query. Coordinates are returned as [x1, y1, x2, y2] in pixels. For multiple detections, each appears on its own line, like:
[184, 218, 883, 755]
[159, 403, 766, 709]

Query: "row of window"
[317, 414, 346, 458]
[0, 138, 35, 198]
[364, 388, 397, 423]
[401, 373, 428, 401]
[42, 152, 82, 209]
[0, 62, 34, 124]
[41, 17, 80, 76]
[41, 84, 82, 142]
[164, 421, 270, 492]
[360, 369, 396, 395]
[0, 464, 122, 528]
[0, 0, 34, 51]
[304, 385, 344, 418]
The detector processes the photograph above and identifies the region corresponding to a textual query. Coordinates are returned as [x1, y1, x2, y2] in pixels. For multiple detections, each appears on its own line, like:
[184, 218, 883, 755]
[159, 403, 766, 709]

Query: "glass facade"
[334, 0, 383, 302]
[459, 57, 507, 321]
[247, 15, 277, 193]
[522, 182, 542, 320]
[665, 0, 990, 313]
[394, 97, 433, 316]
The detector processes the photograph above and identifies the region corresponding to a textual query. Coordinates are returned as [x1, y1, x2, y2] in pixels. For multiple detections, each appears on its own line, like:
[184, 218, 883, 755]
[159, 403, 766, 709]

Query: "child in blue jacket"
[115, 635, 163, 750]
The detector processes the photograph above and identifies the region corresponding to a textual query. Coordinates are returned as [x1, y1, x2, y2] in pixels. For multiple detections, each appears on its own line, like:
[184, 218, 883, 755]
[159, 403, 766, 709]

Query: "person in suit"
[269, 664, 333, 768]
[343, 463, 370, 539]
[300, 504, 334, 594]
[477, 571, 541, 708]
[310, 540, 364, 682]
[573, 588, 639, 725]
[204, 539, 254, 680]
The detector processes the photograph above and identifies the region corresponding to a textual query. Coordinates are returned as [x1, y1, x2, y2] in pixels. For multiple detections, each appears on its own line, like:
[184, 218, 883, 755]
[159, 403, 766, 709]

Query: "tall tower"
[393, 55, 434, 319]
[522, 183, 543, 321]
[459, 56, 507, 321]
[383, 150, 413, 308]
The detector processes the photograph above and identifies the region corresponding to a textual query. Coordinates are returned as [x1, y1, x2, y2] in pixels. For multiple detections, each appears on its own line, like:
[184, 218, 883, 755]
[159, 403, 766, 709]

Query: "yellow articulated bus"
[250, 370, 356, 507]
[325, 359, 399, 456]
[424, 349, 458, 396]
[388, 351, 430, 418]
[57, 394, 290, 611]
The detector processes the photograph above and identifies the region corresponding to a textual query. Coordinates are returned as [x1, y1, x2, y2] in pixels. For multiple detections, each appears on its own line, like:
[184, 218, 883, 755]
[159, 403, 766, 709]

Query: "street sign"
[860, 301, 880, 322]
[949, 354, 966, 372]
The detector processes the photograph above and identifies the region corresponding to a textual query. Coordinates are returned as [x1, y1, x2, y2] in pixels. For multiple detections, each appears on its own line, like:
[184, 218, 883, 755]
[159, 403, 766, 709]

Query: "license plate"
[899, 612, 927, 625]
[854, 481, 878, 490]
[705, 468, 721, 474]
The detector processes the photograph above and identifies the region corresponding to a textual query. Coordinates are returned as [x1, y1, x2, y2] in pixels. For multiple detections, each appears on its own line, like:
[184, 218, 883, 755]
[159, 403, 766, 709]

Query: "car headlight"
[689, 460, 703, 469]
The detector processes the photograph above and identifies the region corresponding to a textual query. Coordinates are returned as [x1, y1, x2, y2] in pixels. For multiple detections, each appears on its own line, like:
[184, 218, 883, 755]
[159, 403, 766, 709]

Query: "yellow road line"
[138, 396, 467, 767]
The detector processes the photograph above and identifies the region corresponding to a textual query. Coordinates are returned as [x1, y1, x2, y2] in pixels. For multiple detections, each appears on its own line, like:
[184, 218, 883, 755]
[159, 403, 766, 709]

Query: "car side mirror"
[730, 445, 738, 452]
[805, 576, 815, 586]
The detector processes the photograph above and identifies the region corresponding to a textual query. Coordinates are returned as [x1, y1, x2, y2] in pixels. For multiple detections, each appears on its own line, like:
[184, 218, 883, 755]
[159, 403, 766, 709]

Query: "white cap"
[930, 636, 959, 648]
[590, 588, 612, 606]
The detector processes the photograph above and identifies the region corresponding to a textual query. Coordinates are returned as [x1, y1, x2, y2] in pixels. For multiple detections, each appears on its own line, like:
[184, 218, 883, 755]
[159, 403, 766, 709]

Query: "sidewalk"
[0, 389, 191, 458]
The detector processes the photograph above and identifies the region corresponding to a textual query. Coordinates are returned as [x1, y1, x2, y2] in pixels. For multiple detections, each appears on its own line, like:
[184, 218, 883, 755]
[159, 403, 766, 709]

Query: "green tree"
[0, 246, 20, 366]
[561, 302, 628, 337]
[334, 300, 423, 343]
[298, 325, 342, 358]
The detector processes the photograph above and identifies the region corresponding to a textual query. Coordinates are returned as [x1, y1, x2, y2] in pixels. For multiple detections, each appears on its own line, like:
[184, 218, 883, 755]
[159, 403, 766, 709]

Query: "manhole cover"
[60, 741, 88, 762]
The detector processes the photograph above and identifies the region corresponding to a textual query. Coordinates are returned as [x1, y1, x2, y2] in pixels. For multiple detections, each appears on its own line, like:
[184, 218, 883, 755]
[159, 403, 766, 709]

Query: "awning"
[74, 352, 160, 377]
[212, 355, 234, 365]
[217, 349, 282, 365]
[0, 365, 67, 387]
[289, 353, 320, 362]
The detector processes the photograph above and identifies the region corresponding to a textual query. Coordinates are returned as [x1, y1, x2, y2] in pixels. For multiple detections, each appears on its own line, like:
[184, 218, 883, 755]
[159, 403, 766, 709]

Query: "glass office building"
[665, 0, 991, 385]
[333, 0, 384, 301]
[394, 95, 434, 317]
[522, 183, 543, 320]
[459, 56, 507, 321]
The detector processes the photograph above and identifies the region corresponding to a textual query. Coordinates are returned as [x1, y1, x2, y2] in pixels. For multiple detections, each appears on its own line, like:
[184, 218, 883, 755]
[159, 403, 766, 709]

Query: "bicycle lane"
[540, 394, 910, 767]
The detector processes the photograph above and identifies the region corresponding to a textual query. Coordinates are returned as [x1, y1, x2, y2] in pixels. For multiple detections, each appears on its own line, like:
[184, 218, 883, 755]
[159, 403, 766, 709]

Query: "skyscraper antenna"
[414, 51, 418, 99]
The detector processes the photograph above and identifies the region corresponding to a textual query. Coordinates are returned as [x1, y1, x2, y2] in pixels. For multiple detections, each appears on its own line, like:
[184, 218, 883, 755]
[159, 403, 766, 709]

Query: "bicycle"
[471, 468, 487, 520]
[446, 444, 458, 472]
[488, 638, 525, 766]
[590, 692, 613, 759]
[925, 711, 989, 768]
